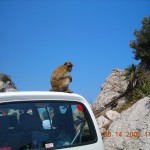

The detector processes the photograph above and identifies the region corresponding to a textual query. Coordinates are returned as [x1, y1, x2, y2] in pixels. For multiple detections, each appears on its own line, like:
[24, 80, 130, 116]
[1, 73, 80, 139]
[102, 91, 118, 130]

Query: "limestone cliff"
[92, 68, 150, 150]
[92, 69, 129, 111]
[0, 73, 17, 92]
[104, 97, 150, 150]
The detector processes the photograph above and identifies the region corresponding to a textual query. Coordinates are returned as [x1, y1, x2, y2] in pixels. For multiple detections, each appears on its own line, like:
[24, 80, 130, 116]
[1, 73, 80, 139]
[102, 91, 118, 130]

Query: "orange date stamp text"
[103, 131, 150, 138]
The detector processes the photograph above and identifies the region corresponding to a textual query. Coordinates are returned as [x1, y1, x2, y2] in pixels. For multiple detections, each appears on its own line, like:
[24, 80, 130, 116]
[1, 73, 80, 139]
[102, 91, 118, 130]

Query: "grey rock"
[96, 115, 111, 128]
[106, 110, 121, 121]
[0, 81, 5, 91]
[104, 97, 150, 150]
[0, 74, 17, 92]
[92, 69, 129, 111]
[5, 88, 17, 92]
[100, 128, 107, 137]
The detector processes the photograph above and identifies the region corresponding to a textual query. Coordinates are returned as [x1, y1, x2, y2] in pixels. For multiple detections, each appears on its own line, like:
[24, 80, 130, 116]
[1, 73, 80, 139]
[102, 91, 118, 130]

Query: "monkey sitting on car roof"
[50, 62, 73, 93]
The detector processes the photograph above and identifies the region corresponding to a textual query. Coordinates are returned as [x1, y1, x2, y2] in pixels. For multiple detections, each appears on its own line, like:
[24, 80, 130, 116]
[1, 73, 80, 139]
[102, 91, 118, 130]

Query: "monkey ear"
[64, 62, 68, 66]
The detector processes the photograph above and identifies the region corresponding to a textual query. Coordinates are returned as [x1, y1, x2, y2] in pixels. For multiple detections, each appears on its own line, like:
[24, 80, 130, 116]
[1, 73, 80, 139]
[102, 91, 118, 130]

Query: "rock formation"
[92, 69, 129, 112]
[104, 97, 150, 150]
[92, 68, 150, 149]
[91, 69, 129, 138]
[0, 73, 17, 92]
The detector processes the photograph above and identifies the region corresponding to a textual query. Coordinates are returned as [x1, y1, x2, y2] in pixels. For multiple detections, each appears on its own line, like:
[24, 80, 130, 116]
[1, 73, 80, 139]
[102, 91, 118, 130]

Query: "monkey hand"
[69, 75, 72, 82]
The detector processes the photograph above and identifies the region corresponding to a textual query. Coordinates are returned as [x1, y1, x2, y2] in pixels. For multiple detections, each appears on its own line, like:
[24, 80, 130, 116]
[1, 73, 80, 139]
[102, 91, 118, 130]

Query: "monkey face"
[64, 62, 73, 72]
[68, 66, 72, 72]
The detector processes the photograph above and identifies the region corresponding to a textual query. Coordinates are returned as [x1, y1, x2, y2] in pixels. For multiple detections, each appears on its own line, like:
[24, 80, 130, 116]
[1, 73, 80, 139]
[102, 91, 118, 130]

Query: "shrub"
[130, 15, 150, 69]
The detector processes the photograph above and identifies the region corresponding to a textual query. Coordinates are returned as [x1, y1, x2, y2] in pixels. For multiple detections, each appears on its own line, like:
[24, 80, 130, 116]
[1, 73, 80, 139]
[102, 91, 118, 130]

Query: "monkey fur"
[50, 62, 73, 93]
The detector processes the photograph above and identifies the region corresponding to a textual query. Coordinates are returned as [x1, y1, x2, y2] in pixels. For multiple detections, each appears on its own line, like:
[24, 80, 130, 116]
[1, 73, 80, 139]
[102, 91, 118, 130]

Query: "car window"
[0, 101, 97, 150]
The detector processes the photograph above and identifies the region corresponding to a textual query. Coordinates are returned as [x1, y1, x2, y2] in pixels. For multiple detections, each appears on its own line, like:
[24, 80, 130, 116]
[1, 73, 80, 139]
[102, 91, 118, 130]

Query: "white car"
[0, 91, 104, 150]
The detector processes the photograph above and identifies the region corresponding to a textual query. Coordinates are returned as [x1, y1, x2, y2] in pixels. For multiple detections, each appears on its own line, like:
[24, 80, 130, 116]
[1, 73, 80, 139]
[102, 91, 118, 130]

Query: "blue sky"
[0, 0, 150, 103]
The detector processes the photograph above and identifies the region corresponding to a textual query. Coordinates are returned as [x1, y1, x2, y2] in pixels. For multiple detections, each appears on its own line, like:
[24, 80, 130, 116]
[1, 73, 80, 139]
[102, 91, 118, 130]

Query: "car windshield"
[0, 100, 97, 150]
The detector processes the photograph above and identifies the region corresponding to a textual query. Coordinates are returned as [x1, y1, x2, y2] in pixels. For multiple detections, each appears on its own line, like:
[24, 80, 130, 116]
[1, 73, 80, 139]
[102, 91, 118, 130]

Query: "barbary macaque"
[50, 62, 73, 93]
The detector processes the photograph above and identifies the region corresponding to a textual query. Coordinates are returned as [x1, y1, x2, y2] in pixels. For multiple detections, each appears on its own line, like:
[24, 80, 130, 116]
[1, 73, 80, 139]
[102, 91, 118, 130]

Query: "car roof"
[0, 91, 87, 104]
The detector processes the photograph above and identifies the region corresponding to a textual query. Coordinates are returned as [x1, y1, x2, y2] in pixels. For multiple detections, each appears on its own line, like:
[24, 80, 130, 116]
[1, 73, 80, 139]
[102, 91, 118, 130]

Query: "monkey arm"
[56, 75, 72, 81]
[69, 75, 72, 82]
[52, 66, 72, 82]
